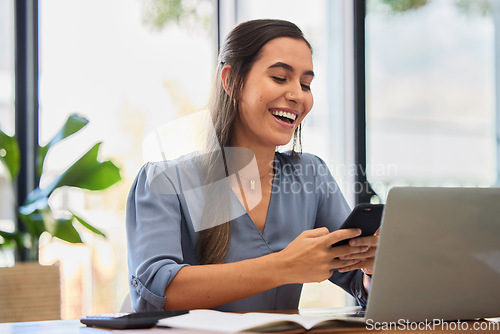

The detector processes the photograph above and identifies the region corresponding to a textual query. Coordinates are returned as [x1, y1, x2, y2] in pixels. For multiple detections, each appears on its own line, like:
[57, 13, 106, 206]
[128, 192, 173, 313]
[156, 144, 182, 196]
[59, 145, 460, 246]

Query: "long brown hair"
[197, 19, 312, 264]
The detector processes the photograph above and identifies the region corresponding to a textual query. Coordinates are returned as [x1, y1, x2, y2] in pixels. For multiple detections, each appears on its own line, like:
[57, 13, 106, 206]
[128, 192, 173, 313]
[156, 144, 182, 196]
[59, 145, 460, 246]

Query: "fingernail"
[350, 239, 357, 246]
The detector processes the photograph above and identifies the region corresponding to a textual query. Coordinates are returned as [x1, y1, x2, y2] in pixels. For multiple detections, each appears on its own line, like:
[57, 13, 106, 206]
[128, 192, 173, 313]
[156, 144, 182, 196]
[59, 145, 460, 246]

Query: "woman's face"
[231, 37, 314, 150]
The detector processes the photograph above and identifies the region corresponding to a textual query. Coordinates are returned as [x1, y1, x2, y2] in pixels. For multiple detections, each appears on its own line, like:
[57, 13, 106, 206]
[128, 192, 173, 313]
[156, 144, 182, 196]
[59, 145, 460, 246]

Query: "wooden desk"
[1, 318, 499, 333]
[0, 320, 201, 334]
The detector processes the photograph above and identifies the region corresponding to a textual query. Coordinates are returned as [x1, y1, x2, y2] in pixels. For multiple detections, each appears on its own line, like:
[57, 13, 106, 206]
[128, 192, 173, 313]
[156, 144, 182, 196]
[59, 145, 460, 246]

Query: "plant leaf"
[50, 143, 121, 190]
[0, 127, 20, 181]
[56, 143, 121, 190]
[23, 142, 121, 207]
[0, 230, 22, 248]
[18, 203, 84, 244]
[71, 211, 106, 237]
[19, 196, 49, 218]
[18, 205, 49, 240]
[53, 218, 83, 243]
[380, 0, 429, 12]
[38, 114, 89, 177]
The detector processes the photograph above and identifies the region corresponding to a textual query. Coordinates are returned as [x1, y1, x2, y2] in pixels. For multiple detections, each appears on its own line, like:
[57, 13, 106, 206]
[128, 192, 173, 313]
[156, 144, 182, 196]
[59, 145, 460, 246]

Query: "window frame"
[14, 0, 39, 262]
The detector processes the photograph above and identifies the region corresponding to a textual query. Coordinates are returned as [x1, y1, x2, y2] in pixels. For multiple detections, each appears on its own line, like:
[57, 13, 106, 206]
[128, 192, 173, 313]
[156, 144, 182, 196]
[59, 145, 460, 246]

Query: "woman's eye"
[272, 76, 286, 83]
[301, 83, 311, 91]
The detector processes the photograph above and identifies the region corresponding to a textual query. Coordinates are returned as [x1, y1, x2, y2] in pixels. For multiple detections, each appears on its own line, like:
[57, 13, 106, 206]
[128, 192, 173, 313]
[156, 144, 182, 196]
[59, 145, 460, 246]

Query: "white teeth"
[271, 110, 297, 121]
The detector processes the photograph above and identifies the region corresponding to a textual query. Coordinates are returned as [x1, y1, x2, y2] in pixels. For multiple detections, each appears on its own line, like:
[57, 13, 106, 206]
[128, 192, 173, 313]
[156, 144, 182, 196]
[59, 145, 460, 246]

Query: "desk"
[1, 320, 200, 334]
[2, 319, 500, 334]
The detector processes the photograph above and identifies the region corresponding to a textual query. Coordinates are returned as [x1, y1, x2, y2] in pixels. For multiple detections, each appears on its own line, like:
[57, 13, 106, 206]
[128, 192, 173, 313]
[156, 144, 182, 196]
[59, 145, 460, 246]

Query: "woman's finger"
[349, 234, 379, 247]
[337, 258, 375, 273]
[325, 228, 362, 246]
[339, 247, 376, 260]
[332, 258, 362, 270]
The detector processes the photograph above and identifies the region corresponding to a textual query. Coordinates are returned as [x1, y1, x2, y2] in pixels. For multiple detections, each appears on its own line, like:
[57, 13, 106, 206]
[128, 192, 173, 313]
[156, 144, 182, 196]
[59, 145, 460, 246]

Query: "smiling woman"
[126, 19, 379, 313]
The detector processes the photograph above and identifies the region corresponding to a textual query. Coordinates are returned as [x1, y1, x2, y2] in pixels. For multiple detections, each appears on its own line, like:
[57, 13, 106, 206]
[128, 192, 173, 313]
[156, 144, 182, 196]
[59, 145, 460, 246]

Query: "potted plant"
[0, 113, 121, 322]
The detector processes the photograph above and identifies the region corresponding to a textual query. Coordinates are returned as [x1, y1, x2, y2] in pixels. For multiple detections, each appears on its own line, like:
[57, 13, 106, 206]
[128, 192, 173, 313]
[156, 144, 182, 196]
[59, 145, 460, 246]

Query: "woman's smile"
[269, 108, 299, 129]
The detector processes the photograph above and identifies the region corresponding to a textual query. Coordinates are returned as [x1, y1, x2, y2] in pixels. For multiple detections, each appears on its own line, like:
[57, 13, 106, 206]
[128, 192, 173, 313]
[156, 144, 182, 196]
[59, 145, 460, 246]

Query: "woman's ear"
[221, 64, 233, 96]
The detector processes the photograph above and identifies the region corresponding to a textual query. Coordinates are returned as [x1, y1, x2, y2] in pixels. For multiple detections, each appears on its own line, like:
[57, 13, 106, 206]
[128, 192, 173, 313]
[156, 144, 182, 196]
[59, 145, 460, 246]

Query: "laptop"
[306, 186, 500, 323]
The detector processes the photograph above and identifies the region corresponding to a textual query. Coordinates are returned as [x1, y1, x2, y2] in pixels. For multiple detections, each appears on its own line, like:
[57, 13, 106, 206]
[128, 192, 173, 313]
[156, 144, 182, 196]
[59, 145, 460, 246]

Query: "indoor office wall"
[365, 0, 499, 198]
[38, 0, 215, 318]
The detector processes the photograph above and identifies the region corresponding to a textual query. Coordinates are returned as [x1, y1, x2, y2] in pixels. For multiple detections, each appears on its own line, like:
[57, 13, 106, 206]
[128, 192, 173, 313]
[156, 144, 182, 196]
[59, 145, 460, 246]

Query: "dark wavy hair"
[197, 19, 312, 265]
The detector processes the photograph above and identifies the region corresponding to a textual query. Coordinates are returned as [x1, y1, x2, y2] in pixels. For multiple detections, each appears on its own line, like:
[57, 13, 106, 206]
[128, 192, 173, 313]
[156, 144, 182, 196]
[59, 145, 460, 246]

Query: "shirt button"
[132, 280, 138, 287]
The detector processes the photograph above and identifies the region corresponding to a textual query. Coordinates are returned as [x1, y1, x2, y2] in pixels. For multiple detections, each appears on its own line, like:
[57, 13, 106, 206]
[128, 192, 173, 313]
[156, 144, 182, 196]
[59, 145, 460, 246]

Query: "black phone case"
[80, 310, 188, 329]
[332, 203, 384, 247]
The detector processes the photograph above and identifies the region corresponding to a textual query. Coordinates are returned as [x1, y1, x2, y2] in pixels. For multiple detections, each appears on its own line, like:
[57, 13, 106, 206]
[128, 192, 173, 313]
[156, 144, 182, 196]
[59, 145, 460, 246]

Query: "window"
[366, 0, 498, 199]
[39, 0, 215, 317]
[0, 0, 15, 266]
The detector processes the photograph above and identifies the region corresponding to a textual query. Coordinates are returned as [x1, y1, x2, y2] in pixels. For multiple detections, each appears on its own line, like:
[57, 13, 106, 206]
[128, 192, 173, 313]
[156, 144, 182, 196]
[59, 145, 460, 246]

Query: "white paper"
[157, 309, 335, 332]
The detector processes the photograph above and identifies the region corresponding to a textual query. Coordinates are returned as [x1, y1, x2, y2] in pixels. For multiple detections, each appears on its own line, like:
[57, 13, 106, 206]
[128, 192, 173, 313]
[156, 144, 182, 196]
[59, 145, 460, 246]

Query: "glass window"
[39, 0, 214, 318]
[0, 0, 16, 266]
[366, 0, 498, 200]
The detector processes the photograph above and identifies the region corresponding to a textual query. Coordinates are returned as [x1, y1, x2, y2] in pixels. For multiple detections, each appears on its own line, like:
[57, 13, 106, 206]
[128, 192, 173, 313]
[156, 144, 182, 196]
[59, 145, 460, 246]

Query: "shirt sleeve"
[308, 154, 369, 307]
[126, 163, 189, 312]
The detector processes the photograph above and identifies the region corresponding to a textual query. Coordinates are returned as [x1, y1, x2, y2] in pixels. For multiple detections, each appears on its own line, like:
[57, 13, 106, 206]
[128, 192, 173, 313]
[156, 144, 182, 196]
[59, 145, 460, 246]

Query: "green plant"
[142, 0, 213, 32]
[0, 114, 121, 262]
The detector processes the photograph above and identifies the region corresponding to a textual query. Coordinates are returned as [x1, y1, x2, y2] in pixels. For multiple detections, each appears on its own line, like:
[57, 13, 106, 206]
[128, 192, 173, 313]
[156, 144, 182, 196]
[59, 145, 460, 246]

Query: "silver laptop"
[306, 187, 500, 323]
[367, 186, 500, 322]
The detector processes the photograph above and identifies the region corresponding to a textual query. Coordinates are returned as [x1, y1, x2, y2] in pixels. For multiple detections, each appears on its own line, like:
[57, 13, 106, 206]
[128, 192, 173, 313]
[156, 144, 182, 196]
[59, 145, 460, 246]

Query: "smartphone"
[331, 203, 384, 247]
[80, 310, 188, 329]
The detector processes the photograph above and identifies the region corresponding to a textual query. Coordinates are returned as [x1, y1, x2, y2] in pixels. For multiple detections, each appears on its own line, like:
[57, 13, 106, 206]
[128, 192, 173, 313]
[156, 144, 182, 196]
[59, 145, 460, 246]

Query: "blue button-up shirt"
[126, 152, 368, 312]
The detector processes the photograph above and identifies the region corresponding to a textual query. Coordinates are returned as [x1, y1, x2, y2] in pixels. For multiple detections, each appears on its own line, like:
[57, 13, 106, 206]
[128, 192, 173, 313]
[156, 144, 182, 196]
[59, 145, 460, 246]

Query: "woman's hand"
[336, 227, 381, 275]
[277, 227, 371, 284]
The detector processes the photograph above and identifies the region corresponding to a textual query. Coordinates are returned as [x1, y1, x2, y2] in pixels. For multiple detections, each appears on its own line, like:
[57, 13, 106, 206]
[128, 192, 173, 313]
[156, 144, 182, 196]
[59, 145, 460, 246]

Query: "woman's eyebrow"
[268, 62, 315, 77]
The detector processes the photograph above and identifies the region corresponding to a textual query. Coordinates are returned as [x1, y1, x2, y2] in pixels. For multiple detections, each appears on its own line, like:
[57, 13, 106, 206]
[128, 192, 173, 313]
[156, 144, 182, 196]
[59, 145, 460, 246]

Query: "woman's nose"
[285, 84, 303, 104]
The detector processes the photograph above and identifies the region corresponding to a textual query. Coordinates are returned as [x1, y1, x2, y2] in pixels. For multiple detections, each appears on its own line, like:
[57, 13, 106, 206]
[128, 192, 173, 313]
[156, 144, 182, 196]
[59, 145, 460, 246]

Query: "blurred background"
[0, 0, 498, 319]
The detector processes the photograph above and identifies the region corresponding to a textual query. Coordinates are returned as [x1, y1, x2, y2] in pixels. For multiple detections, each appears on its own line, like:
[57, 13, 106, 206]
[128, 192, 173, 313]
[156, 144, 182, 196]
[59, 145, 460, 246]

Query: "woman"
[126, 19, 378, 312]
